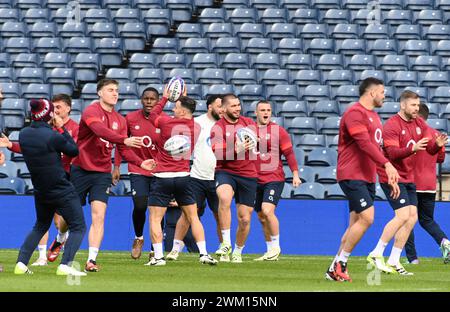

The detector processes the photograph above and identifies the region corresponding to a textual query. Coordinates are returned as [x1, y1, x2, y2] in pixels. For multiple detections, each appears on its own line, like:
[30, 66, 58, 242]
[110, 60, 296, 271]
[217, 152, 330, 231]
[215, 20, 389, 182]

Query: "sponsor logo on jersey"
[135, 125, 140, 130]
[416, 127, 421, 135]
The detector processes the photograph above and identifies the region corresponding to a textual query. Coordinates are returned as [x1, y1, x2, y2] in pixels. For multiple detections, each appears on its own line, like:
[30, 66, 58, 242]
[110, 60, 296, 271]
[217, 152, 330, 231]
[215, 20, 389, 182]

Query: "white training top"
[190, 113, 217, 181]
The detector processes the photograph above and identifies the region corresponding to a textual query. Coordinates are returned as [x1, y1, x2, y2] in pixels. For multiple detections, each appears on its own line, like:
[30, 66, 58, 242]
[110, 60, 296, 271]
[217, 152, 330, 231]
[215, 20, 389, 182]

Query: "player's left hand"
[112, 166, 120, 185]
[124, 136, 144, 148]
[435, 133, 448, 147]
[141, 159, 157, 171]
[292, 175, 301, 188]
[0, 151, 5, 166]
[0, 133, 12, 149]
[389, 182, 400, 200]
[168, 199, 178, 207]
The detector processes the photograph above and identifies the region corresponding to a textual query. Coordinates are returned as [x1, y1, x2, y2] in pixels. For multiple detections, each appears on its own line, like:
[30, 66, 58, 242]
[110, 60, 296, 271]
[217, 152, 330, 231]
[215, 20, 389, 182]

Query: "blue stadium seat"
[410, 55, 441, 71]
[297, 166, 314, 183]
[203, 84, 234, 97]
[259, 69, 289, 85]
[274, 38, 302, 55]
[319, 116, 341, 135]
[227, 7, 258, 24]
[315, 54, 344, 70]
[382, 10, 413, 26]
[93, 37, 122, 67]
[302, 85, 330, 103]
[315, 166, 337, 184]
[112, 8, 141, 24]
[63, 37, 93, 55]
[287, 117, 317, 134]
[0, 161, 17, 179]
[299, 23, 327, 39]
[4, 37, 32, 54]
[279, 0, 308, 10]
[266, 23, 296, 39]
[144, 9, 171, 36]
[378, 55, 408, 71]
[132, 0, 162, 9]
[211, 37, 241, 54]
[71, 53, 100, 82]
[320, 9, 350, 25]
[282, 54, 312, 70]
[322, 70, 353, 86]
[220, 53, 249, 69]
[0, 67, 14, 82]
[266, 84, 297, 104]
[0, 98, 26, 116]
[203, 23, 234, 39]
[289, 8, 318, 25]
[419, 71, 449, 87]
[70, 99, 83, 114]
[242, 38, 272, 55]
[118, 22, 147, 51]
[432, 40, 450, 58]
[294, 148, 305, 165]
[167, 68, 195, 84]
[33, 37, 61, 54]
[84, 9, 110, 25]
[423, 25, 450, 41]
[106, 68, 132, 83]
[280, 183, 293, 199]
[197, 68, 227, 84]
[198, 8, 226, 23]
[190, 53, 217, 69]
[1, 21, 27, 37]
[427, 103, 440, 119]
[119, 82, 138, 99]
[259, 8, 288, 23]
[22, 83, 51, 100]
[305, 147, 337, 166]
[378, 101, 400, 119]
[129, 53, 157, 71]
[29, 22, 57, 38]
[0, 53, 10, 67]
[375, 183, 387, 200]
[427, 119, 448, 132]
[119, 99, 141, 115]
[367, 39, 397, 56]
[414, 10, 443, 26]
[404, 0, 433, 11]
[235, 84, 265, 104]
[401, 86, 428, 101]
[402, 39, 431, 57]
[16, 67, 44, 84]
[15, 161, 30, 178]
[151, 38, 178, 54]
[361, 24, 389, 40]
[331, 23, 359, 39]
[305, 38, 334, 55]
[294, 134, 326, 151]
[332, 85, 359, 104]
[249, 0, 278, 11]
[328, 134, 339, 148]
[346, 54, 376, 71]
[81, 83, 98, 100]
[310, 100, 340, 118]
[157, 53, 186, 69]
[356, 69, 386, 83]
[184, 84, 203, 100]
[387, 71, 418, 87]
[87, 22, 116, 39]
[279, 101, 307, 117]
[176, 23, 203, 38]
[336, 39, 366, 56]
[324, 183, 346, 199]
[351, 9, 378, 26]
[436, 0, 450, 11]
[22, 8, 50, 24]
[0, 177, 26, 194]
[242, 101, 257, 117]
[0, 8, 20, 22]
[57, 23, 86, 39]
[235, 23, 265, 40]
[292, 182, 325, 199]
[440, 104, 450, 119]
[179, 38, 210, 54]
[393, 24, 422, 41]
[229, 69, 257, 85]
[110, 180, 126, 196]
[0, 82, 21, 98]
[430, 87, 450, 104]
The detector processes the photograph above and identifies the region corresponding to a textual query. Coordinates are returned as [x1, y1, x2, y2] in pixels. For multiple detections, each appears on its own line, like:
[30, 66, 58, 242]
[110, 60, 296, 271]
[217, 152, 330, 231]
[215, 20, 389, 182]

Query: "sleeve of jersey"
[116, 122, 143, 167]
[346, 112, 389, 166]
[8, 142, 22, 154]
[382, 121, 415, 160]
[148, 97, 168, 126]
[280, 128, 298, 172]
[114, 147, 122, 167]
[51, 129, 79, 157]
[84, 110, 127, 144]
[437, 146, 446, 163]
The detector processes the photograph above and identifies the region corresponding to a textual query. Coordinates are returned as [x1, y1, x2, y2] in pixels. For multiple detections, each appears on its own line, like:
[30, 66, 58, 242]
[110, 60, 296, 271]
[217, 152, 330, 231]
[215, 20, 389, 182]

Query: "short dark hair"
[359, 77, 384, 96]
[51, 94, 72, 107]
[179, 96, 196, 114]
[399, 90, 420, 102]
[206, 94, 223, 107]
[221, 93, 239, 106]
[141, 87, 159, 98]
[256, 100, 271, 108]
[419, 102, 429, 120]
[97, 79, 119, 92]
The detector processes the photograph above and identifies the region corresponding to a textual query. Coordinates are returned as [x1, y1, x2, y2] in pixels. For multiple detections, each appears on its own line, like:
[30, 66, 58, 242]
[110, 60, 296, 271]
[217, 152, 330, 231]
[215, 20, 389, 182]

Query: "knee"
[360, 215, 374, 227]
[238, 215, 251, 227]
[257, 212, 266, 224]
[91, 212, 105, 225]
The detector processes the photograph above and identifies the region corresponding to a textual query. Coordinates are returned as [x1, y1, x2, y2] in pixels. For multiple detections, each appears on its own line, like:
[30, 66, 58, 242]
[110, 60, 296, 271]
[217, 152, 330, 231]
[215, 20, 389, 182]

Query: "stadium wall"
[1, 196, 449, 258]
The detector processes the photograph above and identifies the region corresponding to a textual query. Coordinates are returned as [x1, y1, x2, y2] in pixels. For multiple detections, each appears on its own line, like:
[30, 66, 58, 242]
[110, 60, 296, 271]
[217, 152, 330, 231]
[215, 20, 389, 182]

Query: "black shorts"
[191, 177, 218, 215]
[70, 165, 112, 206]
[148, 176, 196, 207]
[215, 171, 257, 207]
[254, 181, 285, 212]
[129, 174, 153, 198]
[339, 180, 376, 213]
[381, 183, 417, 210]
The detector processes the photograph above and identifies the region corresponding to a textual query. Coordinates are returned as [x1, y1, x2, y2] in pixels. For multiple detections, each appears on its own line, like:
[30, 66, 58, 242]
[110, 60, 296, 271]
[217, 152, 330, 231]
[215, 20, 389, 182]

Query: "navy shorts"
[339, 180, 376, 213]
[254, 181, 285, 212]
[381, 183, 417, 210]
[70, 165, 112, 206]
[191, 177, 219, 215]
[215, 171, 257, 207]
[148, 176, 196, 207]
[129, 174, 153, 198]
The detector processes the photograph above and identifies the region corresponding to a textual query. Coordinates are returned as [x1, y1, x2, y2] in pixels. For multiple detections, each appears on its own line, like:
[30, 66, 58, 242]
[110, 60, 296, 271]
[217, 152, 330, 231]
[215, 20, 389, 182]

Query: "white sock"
[57, 230, 67, 243]
[387, 246, 403, 266]
[196, 241, 207, 255]
[221, 229, 231, 244]
[442, 238, 449, 245]
[153, 243, 163, 259]
[371, 239, 388, 257]
[38, 245, 46, 259]
[88, 247, 99, 262]
[329, 254, 339, 271]
[266, 241, 272, 252]
[135, 236, 144, 240]
[173, 239, 184, 252]
[234, 244, 244, 255]
[270, 235, 280, 248]
[337, 250, 351, 263]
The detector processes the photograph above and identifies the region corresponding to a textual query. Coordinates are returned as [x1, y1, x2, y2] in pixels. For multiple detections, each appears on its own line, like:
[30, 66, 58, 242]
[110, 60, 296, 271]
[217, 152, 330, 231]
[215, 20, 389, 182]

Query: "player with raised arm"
[326, 78, 400, 282]
[367, 91, 448, 275]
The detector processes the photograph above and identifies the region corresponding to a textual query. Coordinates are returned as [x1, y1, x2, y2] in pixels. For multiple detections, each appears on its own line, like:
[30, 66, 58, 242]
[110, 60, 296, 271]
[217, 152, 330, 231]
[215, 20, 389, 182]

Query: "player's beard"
[226, 110, 238, 122]
[211, 110, 221, 121]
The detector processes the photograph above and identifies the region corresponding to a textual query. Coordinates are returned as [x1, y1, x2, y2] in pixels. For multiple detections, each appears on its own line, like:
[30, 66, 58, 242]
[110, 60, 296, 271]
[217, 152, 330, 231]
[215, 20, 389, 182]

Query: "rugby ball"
[236, 127, 258, 147]
[167, 76, 185, 102]
[164, 135, 191, 156]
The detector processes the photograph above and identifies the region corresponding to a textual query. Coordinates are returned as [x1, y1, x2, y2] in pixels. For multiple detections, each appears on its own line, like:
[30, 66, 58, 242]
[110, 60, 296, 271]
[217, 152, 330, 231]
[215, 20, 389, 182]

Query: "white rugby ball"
[236, 127, 258, 146]
[164, 134, 191, 156]
[167, 76, 185, 102]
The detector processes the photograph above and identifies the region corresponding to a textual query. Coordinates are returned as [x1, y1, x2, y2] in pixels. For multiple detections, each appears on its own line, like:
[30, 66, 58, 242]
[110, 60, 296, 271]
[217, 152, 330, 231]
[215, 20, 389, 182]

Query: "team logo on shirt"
[369, 117, 373, 122]
[416, 127, 421, 135]
[402, 130, 406, 135]
[374, 129, 382, 143]
[112, 122, 119, 130]
[156, 129, 161, 133]
[135, 125, 140, 130]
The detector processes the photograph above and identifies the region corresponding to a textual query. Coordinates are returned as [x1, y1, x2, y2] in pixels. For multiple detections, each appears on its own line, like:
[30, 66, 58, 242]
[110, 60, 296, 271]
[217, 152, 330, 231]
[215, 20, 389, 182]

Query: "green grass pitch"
[0, 249, 449, 292]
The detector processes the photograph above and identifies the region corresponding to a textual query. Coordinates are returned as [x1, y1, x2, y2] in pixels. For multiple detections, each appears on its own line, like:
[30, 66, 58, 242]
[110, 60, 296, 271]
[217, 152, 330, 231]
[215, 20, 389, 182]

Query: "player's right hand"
[0, 151, 5, 166]
[412, 137, 429, 152]
[385, 162, 399, 185]
[125, 136, 143, 148]
[141, 159, 157, 171]
[389, 182, 400, 200]
[0, 133, 12, 149]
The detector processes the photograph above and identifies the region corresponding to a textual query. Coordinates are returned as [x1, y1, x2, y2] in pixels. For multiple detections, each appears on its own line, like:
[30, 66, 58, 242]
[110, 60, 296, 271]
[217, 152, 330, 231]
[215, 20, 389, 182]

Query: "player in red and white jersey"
[403, 104, 450, 264]
[145, 85, 217, 266]
[326, 78, 400, 282]
[70, 79, 156, 272]
[253, 100, 301, 262]
[112, 87, 166, 260]
[210, 94, 258, 263]
[368, 90, 447, 276]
